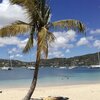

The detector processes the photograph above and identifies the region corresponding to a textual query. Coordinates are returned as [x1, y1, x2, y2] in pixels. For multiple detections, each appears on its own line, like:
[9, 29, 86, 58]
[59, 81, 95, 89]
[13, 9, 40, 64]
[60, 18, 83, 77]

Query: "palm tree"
[0, 0, 85, 100]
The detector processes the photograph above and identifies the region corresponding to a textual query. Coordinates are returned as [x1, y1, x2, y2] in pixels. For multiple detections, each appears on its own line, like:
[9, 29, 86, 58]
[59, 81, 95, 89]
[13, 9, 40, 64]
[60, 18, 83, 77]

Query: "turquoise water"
[0, 67, 100, 88]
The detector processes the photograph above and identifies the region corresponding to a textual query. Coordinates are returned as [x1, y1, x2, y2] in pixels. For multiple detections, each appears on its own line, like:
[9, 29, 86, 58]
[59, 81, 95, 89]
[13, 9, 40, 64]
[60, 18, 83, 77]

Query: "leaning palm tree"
[0, 0, 85, 100]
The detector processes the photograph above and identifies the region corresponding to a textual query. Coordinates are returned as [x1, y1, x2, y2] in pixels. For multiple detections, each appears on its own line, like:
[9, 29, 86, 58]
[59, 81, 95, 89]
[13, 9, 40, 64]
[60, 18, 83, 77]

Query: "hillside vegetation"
[0, 52, 99, 67]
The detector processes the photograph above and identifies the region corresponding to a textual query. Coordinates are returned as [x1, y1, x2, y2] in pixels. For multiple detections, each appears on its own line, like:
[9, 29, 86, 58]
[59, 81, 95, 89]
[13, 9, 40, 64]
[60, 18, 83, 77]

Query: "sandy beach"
[0, 83, 100, 100]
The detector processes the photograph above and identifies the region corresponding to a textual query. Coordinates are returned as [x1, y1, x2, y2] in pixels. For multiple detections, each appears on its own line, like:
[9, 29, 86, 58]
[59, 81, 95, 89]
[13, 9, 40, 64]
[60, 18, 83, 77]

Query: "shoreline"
[0, 83, 100, 100]
[0, 81, 100, 89]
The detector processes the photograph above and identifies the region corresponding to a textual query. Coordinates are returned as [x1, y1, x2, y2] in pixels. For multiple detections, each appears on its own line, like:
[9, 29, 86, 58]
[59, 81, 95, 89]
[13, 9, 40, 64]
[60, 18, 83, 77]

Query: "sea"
[0, 67, 100, 88]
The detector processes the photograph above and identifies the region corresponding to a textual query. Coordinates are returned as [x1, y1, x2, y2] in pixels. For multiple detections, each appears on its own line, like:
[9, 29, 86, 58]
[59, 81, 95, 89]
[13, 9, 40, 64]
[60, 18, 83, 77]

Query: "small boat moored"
[1, 66, 13, 70]
[27, 66, 35, 70]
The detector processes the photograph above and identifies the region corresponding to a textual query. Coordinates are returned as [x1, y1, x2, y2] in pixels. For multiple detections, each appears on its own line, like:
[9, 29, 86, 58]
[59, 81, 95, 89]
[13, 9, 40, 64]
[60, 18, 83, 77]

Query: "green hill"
[0, 52, 99, 67]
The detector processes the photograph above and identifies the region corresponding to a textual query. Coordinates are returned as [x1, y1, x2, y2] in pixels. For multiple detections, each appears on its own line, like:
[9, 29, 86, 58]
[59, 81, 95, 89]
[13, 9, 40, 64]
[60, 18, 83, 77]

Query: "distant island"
[0, 52, 100, 68]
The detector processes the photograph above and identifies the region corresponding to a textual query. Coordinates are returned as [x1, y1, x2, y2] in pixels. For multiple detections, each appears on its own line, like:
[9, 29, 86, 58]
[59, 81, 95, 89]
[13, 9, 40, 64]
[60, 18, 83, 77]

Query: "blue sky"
[0, 0, 100, 62]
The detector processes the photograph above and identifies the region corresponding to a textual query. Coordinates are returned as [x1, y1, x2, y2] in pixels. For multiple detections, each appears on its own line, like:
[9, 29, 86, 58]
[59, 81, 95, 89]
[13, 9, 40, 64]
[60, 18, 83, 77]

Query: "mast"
[98, 52, 100, 65]
[8, 52, 12, 67]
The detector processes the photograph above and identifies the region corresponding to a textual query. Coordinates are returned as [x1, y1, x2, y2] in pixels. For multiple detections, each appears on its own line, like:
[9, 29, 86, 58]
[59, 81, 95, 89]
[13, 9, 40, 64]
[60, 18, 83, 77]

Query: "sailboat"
[1, 66, 12, 70]
[2, 53, 13, 70]
[91, 52, 100, 68]
[27, 61, 35, 70]
[27, 66, 35, 70]
[1, 61, 13, 70]
[27, 54, 35, 70]
[9, 54, 13, 70]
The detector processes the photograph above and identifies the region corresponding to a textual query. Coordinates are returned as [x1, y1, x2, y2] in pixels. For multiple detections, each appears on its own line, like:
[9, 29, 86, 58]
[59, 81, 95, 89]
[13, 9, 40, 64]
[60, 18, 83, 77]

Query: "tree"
[0, 0, 85, 100]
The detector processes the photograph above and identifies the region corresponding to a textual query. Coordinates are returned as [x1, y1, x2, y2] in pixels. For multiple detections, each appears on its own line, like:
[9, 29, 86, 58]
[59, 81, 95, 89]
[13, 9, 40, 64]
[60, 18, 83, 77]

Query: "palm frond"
[23, 35, 33, 53]
[40, 0, 51, 25]
[38, 27, 47, 46]
[10, 0, 35, 8]
[0, 21, 31, 37]
[47, 31, 55, 43]
[23, 27, 35, 53]
[44, 7, 51, 24]
[40, 0, 46, 18]
[10, 0, 37, 23]
[48, 19, 85, 33]
[42, 43, 48, 59]
[38, 27, 48, 59]
[10, 0, 25, 6]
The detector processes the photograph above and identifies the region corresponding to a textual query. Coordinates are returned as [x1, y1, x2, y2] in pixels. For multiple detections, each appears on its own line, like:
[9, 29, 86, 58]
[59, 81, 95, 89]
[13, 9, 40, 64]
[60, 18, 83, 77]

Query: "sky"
[0, 0, 100, 62]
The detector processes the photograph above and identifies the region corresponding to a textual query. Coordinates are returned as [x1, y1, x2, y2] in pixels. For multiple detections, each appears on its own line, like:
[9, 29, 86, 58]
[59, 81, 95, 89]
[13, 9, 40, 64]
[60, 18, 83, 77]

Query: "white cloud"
[0, 37, 28, 49]
[56, 36, 66, 44]
[18, 38, 28, 49]
[8, 47, 19, 54]
[0, 0, 29, 28]
[52, 30, 76, 49]
[10, 53, 23, 59]
[8, 50, 12, 54]
[49, 51, 64, 58]
[8, 47, 23, 59]
[11, 48, 17, 52]
[65, 49, 70, 53]
[87, 36, 94, 41]
[0, 37, 20, 46]
[77, 37, 89, 46]
[54, 30, 76, 41]
[90, 29, 100, 34]
[15, 54, 23, 57]
[0, 43, 4, 47]
[48, 30, 76, 58]
[93, 40, 100, 49]
[10, 55, 14, 59]
[66, 30, 76, 41]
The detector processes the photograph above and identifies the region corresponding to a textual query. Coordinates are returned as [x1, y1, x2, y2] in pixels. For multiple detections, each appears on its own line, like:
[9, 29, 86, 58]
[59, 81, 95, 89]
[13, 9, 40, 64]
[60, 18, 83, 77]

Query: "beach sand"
[0, 84, 100, 100]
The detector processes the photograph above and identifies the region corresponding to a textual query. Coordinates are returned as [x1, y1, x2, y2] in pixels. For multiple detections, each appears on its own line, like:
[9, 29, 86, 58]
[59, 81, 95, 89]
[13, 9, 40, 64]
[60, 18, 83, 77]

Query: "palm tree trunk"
[23, 42, 41, 100]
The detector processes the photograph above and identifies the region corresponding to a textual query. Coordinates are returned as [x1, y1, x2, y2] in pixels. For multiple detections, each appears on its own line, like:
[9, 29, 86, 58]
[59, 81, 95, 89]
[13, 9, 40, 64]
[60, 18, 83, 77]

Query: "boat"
[90, 52, 100, 68]
[8, 52, 13, 70]
[2, 52, 13, 70]
[27, 54, 35, 70]
[27, 66, 35, 70]
[59, 66, 66, 69]
[68, 66, 76, 69]
[90, 65, 100, 68]
[1, 66, 13, 70]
